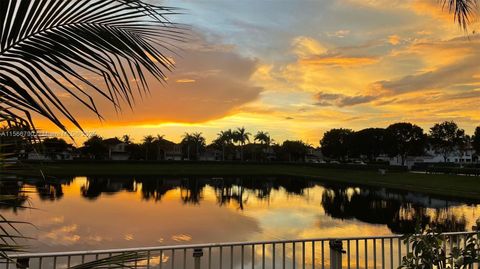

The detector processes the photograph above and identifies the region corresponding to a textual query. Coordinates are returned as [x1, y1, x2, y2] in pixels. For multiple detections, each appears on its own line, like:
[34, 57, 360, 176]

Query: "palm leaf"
[440, 0, 478, 30]
[0, 197, 32, 263]
[69, 252, 149, 269]
[0, 0, 184, 134]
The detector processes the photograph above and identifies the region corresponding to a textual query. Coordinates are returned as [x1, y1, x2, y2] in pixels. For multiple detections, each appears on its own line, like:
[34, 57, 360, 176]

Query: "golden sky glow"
[34, 0, 480, 144]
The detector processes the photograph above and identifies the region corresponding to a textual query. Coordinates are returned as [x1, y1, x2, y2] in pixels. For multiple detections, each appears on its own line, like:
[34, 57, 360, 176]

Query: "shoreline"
[21, 162, 480, 200]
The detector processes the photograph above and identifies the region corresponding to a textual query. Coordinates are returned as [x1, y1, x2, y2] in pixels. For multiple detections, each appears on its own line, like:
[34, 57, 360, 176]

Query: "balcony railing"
[1, 231, 478, 269]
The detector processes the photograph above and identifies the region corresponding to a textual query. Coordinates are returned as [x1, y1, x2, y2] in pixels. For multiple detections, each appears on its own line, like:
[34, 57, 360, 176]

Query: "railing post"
[193, 248, 203, 269]
[16, 258, 29, 269]
[329, 240, 344, 269]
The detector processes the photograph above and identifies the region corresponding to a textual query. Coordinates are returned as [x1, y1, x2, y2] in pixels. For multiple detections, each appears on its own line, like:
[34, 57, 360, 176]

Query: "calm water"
[1, 176, 479, 253]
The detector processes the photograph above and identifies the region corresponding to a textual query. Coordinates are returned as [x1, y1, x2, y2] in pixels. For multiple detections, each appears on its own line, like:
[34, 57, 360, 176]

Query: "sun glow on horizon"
[28, 0, 480, 144]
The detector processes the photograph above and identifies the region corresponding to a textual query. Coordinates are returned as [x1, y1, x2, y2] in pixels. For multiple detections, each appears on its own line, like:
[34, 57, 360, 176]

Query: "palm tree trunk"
[222, 144, 225, 161]
[196, 143, 199, 160]
[241, 143, 244, 161]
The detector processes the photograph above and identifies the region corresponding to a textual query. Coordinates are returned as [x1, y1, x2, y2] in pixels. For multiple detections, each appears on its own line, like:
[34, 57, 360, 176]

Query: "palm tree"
[154, 134, 166, 160]
[0, 0, 184, 134]
[122, 135, 132, 144]
[142, 135, 155, 160]
[441, 0, 478, 30]
[254, 131, 272, 145]
[254, 131, 273, 161]
[233, 127, 251, 161]
[181, 133, 193, 160]
[191, 132, 206, 159]
[181, 132, 205, 160]
[216, 130, 233, 161]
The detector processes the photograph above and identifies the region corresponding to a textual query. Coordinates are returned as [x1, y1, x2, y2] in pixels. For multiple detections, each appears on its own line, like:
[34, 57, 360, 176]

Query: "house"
[377, 144, 478, 168]
[103, 138, 130, 161]
[163, 144, 182, 161]
[27, 148, 75, 161]
[199, 147, 222, 161]
[108, 142, 129, 160]
[262, 147, 276, 161]
[305, 147, 325, 163]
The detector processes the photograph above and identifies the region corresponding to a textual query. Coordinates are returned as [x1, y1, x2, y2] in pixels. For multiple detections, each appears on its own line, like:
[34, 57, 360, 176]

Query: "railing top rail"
[6, 231, 477, 259]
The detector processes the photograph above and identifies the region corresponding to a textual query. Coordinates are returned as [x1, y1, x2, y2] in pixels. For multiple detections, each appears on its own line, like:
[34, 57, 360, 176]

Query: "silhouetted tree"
[280, 140, 308, 162]
[233, 127, 251, 161]
[254, 131, 272, 161]
[41, 138, 70, 160]
[82, 135, 108, 160]
[474, 126, 480, 160]
[142, 135, 156, 160]
[430, 121, 466, 162]
[214, 130, 234, 161]
[254, 131, 271, 145]
[351, 128, 389, 161]
[122, 135, 132, 144]
[320, 129, 354, 161]
[386, 123, 426, 165]
[181, 132, 206, 160]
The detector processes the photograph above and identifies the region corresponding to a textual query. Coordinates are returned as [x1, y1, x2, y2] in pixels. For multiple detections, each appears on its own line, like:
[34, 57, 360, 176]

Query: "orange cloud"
[176, 79, 196, 83]
[411, 0, 452, 23]
[293, 36, 328, 58]
[33, 34, 263, 130]
[300, 55, 379, 67]
[388, 35, 401, 45]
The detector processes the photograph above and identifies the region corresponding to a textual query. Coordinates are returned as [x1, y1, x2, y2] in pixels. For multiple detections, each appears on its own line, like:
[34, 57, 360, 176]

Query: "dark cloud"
[314, 92, 376, 107]
[375, 38, 480, 95]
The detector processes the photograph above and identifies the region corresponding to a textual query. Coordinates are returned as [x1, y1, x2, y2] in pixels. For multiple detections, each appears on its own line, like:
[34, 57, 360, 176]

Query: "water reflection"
[320, 185, 468, 233]
[0, 175, 478, 253]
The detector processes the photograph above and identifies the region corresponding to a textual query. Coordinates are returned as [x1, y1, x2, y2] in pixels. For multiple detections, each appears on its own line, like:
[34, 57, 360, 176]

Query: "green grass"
[27, 162, 480, 200]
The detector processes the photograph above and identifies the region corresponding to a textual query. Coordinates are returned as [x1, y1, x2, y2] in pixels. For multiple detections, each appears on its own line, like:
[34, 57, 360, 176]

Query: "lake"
[1, 176, 479, 253]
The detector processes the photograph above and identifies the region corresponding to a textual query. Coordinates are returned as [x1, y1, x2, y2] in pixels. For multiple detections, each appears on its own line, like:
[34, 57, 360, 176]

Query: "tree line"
[17, 127, 312, 162]
[2, 121, 479, 164]
[321, 121, 480, 164]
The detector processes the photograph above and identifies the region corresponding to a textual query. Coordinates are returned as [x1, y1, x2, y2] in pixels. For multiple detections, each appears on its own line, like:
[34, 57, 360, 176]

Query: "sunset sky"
[37, 0, 480, 145]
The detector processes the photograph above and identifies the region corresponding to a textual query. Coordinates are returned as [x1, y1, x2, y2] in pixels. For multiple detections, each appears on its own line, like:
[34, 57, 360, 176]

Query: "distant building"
[377, 144, 478, 168]
[103, 138, 130, 161]
[163, 144, 182, 161]
[108, 142, 130, 161]
[27, 150, 74, 161]
[263, 147, 276, 161]
[199, 147, 222, 161]
[306, 147, 325, 163]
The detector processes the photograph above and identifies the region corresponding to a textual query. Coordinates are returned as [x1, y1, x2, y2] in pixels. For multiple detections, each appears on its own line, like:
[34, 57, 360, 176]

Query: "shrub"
[399, 219, 480, 269]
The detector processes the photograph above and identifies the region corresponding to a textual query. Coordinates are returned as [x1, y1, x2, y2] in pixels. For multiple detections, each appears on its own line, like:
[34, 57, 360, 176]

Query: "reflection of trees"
[0, 179, 28, 212]
[135, 176, 312, 208]
[80, 177, 135, 200]
[138, 178, 176, 202]
[0, 176, 74, 211]
[35, 182, 64, 201]
[180, 178, 206, 205]
[212, 177, 312, 210]
[321, 186, 467, 233]
[2, 175, 474, 234]
[136, 177, 207, 204]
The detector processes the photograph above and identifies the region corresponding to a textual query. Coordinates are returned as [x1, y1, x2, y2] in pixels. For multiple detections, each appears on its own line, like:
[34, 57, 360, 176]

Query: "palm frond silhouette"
[441, 0, 478, 30]
[0, 0, 184, 133]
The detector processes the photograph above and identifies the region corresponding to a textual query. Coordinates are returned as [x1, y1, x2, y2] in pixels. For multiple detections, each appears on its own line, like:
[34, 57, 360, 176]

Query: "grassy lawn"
[27, 162, 480, 200]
